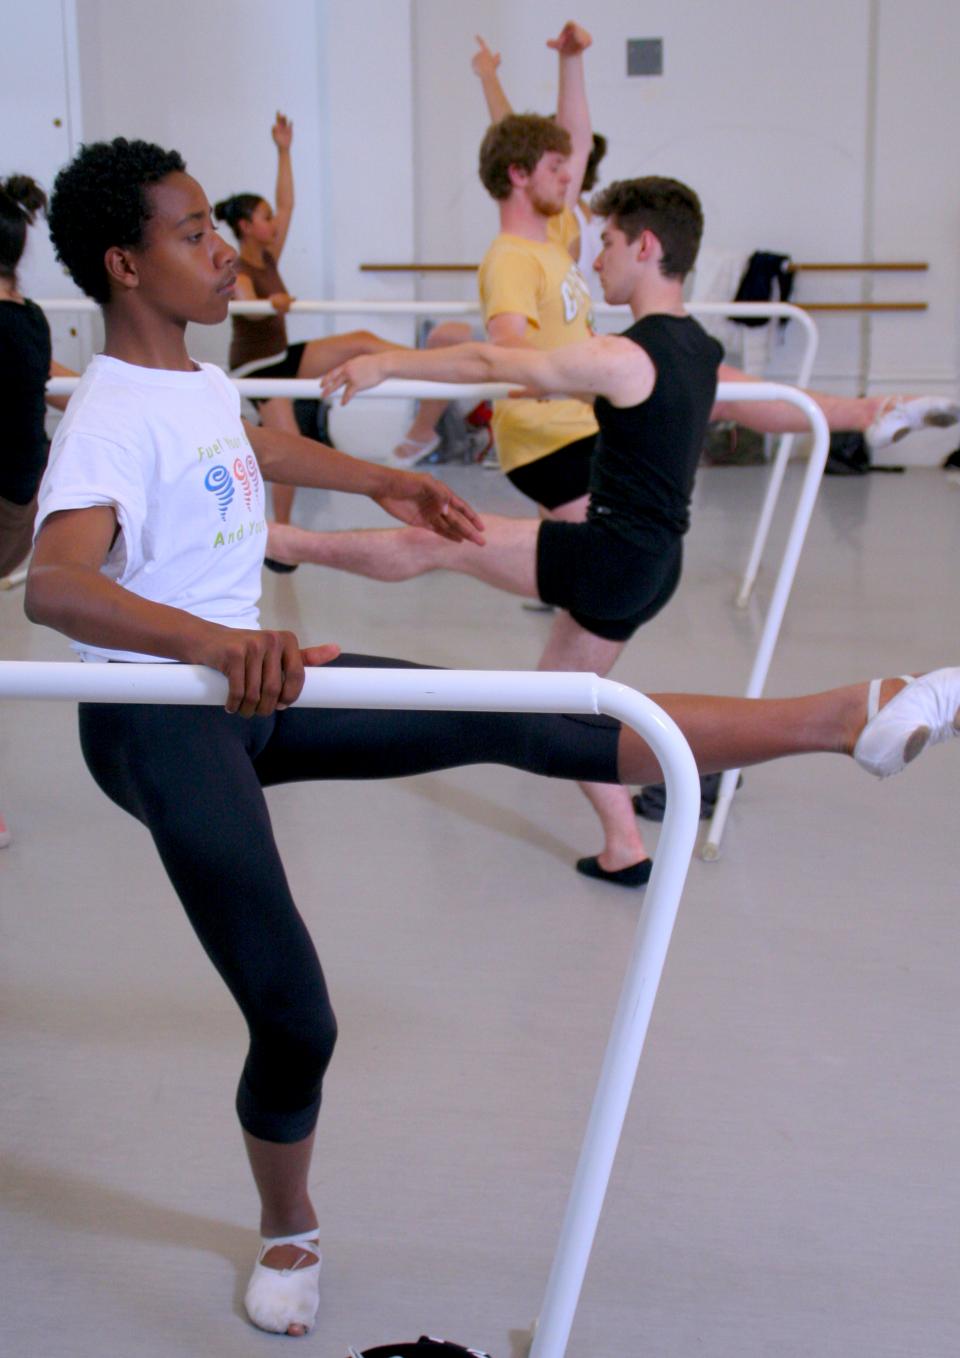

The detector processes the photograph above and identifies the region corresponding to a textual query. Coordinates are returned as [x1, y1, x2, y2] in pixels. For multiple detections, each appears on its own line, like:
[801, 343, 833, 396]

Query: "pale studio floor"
[2, 458, 960, 1358]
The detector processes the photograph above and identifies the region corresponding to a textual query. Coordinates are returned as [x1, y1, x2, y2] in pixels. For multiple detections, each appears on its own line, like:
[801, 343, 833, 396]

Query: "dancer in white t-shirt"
[24, 135, 960, 1339]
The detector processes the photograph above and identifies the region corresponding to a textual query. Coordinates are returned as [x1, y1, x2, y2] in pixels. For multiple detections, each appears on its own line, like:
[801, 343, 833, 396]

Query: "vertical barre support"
[702, 391, 831, 860]
[0, 662, 700, 1358]
[0, 566, 28, 592]
[729, 309, 819, 608]
[530, 677, 700, 1358]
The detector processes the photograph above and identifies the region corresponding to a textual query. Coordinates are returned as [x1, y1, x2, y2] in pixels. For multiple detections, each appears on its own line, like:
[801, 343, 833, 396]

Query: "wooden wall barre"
[358, 261, 930, 312]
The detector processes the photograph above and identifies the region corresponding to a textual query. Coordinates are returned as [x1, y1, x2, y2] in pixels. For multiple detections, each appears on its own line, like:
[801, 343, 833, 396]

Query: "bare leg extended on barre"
[617, 682, 874, 784]
[712, 363, 960, 446]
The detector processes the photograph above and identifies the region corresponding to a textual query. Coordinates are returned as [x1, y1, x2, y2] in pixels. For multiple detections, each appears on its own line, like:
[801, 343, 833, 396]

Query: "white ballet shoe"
[853, 669, 960, 777]
[866, 397, 960, 451]
[390, 432, 441, 467]
[244, 1229, 322, 1335]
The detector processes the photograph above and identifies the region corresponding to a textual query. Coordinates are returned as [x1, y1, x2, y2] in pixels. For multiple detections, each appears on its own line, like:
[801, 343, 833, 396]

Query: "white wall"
[410, 0, 960, 461]
[9, 0, 959, 461]
[3, 0, 88, 369]
[75, 0, 331, 366]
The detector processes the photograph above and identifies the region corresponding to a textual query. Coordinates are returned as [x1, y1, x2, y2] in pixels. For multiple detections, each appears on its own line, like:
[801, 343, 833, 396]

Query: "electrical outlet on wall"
[626, 38, 663, 76]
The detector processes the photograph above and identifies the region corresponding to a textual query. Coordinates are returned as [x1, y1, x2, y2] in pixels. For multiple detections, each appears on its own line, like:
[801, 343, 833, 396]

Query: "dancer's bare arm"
[472, 36, 512, 121]
[321, 335, 654, 409]
[248, 423, 484, 543]
[271, 111, 294, 259]
[232, 271, 293, 318]
[550, 21, 593, 207]
[25, 506, 339, 714]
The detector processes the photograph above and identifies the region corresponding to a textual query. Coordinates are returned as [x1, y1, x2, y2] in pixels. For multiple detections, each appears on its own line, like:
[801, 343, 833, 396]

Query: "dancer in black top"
[0, 172, 77, 849]
[269, 178, 723, 883]
[0, 173, 73, 575]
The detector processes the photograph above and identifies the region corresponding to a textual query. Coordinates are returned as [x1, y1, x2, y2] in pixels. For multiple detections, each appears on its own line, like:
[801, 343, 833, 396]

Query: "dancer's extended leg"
[712, 364, 960, 446]
[267, 514, 542, 597]
[616, 679, 900, 782]
[296, 330, 399, 380]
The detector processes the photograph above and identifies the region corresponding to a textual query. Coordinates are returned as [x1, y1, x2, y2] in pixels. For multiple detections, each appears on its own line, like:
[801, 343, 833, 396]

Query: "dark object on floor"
[825, 431, 905, 476]
[264, 558, 298, 574]
[633, 771, 742, 822]
[942, 447, 960, 470]
[702, 420, 767, 466]
[825, 431, 870, 476]
[293, 397, 334, 447]
[435, 400, 494, 463]
[351, 1340, 492, 1358]
[575, 854, 654, 887]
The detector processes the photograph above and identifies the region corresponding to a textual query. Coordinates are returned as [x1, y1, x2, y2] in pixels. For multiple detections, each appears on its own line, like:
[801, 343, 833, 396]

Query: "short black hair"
[0, 174, 47, 282]
[592, 176, 703, 279]
[213, 193, 264, 241]
[581, 133, 608, 195]
[48, 138, 186, 304]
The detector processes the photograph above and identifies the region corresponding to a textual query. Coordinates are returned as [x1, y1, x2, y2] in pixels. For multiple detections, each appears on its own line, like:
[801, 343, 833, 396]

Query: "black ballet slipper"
[575, 855, 653, 888]
[264, 557, 299, 575]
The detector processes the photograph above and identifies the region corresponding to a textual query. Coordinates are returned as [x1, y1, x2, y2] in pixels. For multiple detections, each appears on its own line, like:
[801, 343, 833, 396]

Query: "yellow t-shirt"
[478, 209, 598, 474]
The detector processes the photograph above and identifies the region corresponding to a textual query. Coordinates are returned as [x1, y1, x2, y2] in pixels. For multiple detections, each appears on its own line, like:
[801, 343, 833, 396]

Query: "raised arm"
[320, 333, 654, 408]
[549, 21, 593, 207]
[270, 111, 294, 259]
[472, 35, 513, 122]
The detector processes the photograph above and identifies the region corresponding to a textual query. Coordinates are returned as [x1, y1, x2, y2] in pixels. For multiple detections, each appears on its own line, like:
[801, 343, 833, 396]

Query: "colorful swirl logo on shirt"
[234, 457, 252, 508]
[204, 463, 235, 519]
[245, 454, 261, 500]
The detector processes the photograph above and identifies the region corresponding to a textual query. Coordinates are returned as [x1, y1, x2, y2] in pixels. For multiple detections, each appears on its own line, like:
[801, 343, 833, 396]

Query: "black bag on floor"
[824, 431, 870, 476]
[293, 397, 334, 447]
[633, 771, 741, 822]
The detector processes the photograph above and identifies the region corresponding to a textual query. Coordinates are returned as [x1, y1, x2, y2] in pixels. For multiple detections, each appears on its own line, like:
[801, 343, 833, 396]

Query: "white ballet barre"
[43, 376, 519, 403]
[35, 374, 827, 858]
[220, 375, 827, 863]
[38, 296, 817, 608]
[703, 384, 829, 859]
[0, 660, 698, 1358]
[0, 566, 28, 592]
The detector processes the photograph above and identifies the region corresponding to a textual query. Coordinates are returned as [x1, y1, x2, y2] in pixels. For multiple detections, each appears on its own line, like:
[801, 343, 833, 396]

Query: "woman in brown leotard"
[214, 113, 397, 557]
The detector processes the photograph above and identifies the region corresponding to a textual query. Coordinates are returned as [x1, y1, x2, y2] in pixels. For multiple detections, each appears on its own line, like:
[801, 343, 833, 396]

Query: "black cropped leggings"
[78, 654, 621, 1143]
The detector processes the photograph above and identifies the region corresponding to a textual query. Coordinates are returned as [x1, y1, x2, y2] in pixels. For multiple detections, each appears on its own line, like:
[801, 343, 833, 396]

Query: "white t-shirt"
[36, 355, 267, 663]
[573, 202, 606, 307]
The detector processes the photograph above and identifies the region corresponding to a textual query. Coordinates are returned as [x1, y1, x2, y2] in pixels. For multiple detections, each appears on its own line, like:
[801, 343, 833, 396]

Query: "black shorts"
[506, 434, 596, 510]
[233, 342, 306, 408]
[536, 518, 682, 642]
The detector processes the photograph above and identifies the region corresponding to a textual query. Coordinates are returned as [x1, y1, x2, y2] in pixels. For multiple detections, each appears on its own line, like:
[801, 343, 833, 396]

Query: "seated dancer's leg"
[267, 513, 542, 598]
[394, 321, 475, 464]
[295, 329, 399, 379]
[257, 397, 299, 527]
[711, 363, 960, 448]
